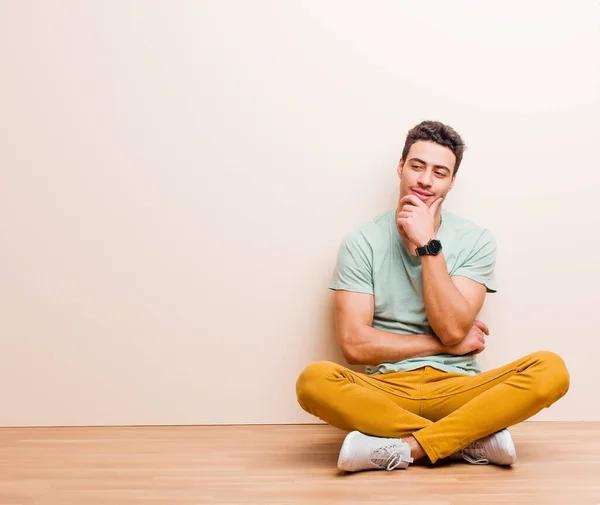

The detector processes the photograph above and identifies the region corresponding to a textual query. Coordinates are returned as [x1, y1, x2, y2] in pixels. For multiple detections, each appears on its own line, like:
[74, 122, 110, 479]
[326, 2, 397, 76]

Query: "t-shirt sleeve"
[451, 229, 498, 293]
[329, 231, 374, 294]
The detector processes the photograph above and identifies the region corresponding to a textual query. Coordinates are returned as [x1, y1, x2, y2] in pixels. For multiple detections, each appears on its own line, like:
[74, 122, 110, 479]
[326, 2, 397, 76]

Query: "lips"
[411, 189, 433, 201]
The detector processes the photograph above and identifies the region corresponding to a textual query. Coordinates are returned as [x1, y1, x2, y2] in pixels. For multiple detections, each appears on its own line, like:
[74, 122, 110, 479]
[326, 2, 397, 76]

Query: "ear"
[397, 158, 404, 178]
[448, 174, 456, 191]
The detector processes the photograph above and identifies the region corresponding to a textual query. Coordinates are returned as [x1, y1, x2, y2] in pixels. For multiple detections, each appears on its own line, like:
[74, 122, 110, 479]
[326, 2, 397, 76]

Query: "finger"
[429, 197, 444, 214]
[400, 202, 419, 213]
[400, 194, 426, 208]
[472, 339, 485, 354]
[397, 212, 413, 219]
[474, 320, 490, 335]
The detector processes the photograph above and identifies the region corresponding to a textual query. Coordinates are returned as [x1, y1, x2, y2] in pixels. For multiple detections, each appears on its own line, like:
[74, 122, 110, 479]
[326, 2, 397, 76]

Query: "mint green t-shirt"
[329, 209, 497, 376]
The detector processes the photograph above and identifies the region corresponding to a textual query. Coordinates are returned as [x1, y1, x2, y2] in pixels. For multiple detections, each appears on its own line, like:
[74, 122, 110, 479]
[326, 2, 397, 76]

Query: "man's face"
[397, 140, 456, 207]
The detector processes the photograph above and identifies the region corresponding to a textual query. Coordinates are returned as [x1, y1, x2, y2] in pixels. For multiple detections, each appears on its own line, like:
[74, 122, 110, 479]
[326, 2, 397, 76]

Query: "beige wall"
[1, 1, 599, 426]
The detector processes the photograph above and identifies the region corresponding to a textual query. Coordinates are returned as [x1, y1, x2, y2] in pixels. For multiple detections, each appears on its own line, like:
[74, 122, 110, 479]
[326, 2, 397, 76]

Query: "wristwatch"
[415, 239, 443, 257]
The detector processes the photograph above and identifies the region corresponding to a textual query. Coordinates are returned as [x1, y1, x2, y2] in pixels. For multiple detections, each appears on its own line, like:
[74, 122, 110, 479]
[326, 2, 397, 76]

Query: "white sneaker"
[456, 429, 517, 466]
[337, 431, 414, 472]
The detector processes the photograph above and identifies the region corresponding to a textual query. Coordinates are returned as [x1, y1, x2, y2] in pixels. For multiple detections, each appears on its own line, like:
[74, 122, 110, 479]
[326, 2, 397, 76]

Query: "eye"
[434, 171, 447, 178]
[412, 164, 424, 171]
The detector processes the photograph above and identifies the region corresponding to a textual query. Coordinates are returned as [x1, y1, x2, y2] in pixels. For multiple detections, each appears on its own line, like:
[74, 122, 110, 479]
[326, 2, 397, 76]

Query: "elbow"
[344, 354, 360, 366]
[436, 324, 470, 347]
[338, 329, 367, 365]
[340, 342, 363, 365]
[439, 333, 463, 346]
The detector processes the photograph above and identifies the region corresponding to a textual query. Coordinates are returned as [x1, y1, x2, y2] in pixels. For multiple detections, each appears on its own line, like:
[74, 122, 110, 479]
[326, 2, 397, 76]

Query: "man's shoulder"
[443, 210, 496, 242]
[341, 210, 395, 248]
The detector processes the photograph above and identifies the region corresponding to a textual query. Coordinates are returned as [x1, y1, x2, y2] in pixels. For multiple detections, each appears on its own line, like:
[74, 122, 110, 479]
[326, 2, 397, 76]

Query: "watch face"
[429, 239, 442, 254]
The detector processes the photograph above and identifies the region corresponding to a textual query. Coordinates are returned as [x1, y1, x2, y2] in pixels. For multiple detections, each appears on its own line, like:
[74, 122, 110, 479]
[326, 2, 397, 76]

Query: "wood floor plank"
[0, 422, 598, 504]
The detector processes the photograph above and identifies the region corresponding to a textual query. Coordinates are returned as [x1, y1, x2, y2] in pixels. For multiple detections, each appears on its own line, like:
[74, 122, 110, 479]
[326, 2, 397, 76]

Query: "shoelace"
[386, 452, 414, 470]
[460, 441, 489, 465]
[371, 445, 415, 471]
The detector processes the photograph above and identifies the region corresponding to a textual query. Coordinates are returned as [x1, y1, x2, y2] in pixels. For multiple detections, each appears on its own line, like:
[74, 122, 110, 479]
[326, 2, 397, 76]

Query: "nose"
[417, 170, 433, 188]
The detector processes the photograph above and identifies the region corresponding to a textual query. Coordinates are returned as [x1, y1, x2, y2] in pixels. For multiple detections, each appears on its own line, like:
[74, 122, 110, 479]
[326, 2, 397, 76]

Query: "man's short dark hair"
[401, 121, 466, 175]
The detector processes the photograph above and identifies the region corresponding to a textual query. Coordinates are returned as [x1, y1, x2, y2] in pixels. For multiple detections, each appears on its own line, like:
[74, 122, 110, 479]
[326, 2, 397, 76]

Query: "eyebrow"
[408, 157, 451, 172]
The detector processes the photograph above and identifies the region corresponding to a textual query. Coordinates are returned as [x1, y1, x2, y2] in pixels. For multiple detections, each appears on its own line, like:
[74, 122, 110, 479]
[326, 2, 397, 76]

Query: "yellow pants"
[296, 351, 569, 463]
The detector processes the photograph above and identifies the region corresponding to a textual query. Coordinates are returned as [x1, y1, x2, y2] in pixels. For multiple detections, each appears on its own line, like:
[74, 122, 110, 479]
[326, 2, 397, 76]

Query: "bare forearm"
[342, 325, 449, 366]
[421, 253, 472, 344]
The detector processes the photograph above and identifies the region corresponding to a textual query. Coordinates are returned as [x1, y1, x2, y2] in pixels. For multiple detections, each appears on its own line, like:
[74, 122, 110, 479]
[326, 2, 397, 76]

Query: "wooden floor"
[0, 422, 599, 505]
